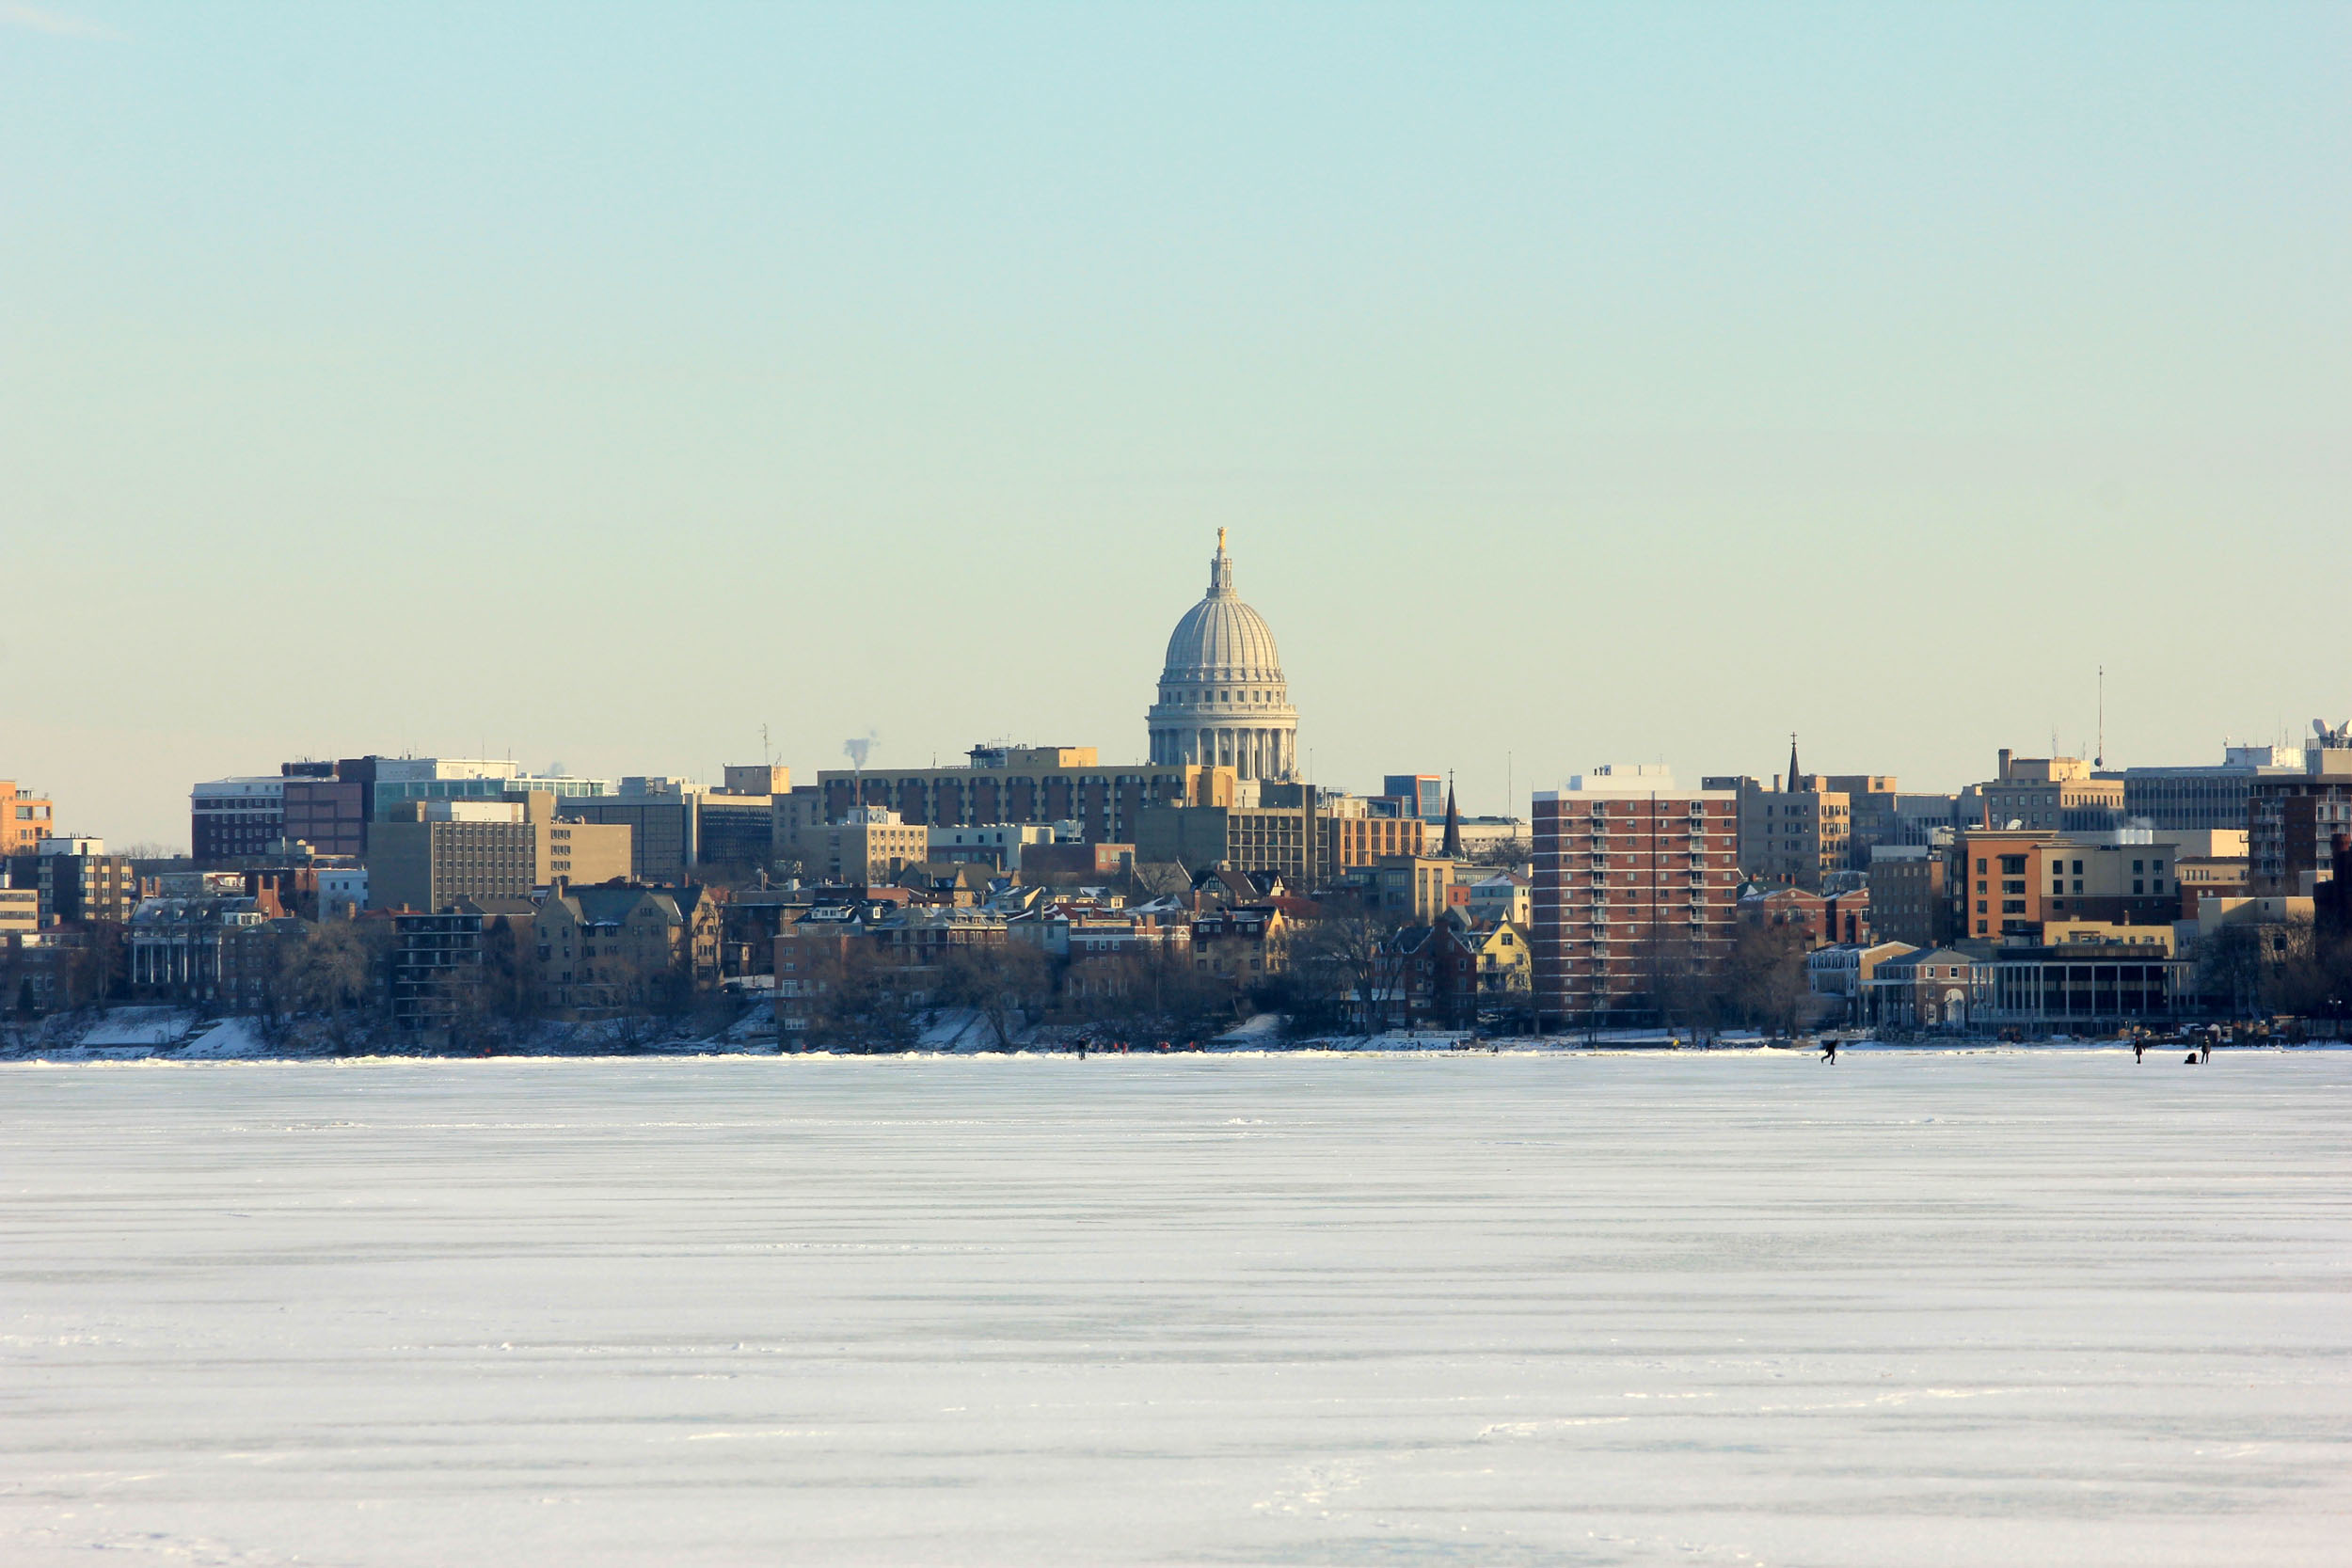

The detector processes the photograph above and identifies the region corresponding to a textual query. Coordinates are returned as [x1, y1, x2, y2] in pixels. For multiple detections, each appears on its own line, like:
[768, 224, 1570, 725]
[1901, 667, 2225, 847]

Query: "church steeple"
[1440, 777, 1463, 859]
[1788, 732, 1802, 790]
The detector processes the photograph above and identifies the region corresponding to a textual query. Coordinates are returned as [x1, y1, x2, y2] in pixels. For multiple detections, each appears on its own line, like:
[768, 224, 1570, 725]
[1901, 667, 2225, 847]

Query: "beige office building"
[1136, 802, 1325, 886]
[1708, 775, 1851, 892]
[1969, 751, 2125, 832]
[369, 794, 630, 911]
[818, 746, 1234, 845]
[0, 885, 38, 936]
[790, 808, 930, 885]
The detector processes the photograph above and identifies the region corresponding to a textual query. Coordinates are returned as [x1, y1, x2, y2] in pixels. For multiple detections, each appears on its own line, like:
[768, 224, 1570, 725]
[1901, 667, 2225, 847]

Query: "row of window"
[1159, 689, 1285, 705]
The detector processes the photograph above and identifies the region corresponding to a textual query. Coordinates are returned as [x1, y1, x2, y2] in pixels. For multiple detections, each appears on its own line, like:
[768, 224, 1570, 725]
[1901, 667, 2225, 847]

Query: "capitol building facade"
[1146, 531, 1298, 782]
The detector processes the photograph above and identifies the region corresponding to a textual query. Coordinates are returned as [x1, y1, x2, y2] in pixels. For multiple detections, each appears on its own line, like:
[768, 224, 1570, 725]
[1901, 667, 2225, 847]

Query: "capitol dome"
[1162, 587, 1282, 681]
[1147, 532, 1298, 781]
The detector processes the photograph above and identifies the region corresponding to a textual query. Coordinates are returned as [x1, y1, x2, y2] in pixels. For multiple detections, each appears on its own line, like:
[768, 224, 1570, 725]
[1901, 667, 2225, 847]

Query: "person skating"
[2134, 1039, 2144, 1064]
[1820, 1039, 1838, 1065]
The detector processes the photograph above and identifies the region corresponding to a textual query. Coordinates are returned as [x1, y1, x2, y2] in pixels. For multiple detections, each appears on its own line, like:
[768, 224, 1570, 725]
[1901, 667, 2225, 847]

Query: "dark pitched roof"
[454, 895, 539, 918]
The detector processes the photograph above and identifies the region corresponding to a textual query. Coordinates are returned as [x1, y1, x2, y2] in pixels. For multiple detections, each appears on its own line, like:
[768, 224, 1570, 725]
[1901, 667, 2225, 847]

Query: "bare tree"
[282, 922, 374, 1016]
[943, 942, 1053, 1050]
[1287, 896, 1411, 1036]
[476, 920, 541, 1022]
[802, 942, 919, 1053]
[2196, 924, 2269, 1020]
[58, 924, 127, 1013]
[1721, 922, 1813, 1036]
[1466, 835, 1534, 875]
[1640, 927, 1719, 1041]
[1115, 943, 1247, 1045]
[2273, 925, 2352, 1022]
[4, 939, 33, 1022]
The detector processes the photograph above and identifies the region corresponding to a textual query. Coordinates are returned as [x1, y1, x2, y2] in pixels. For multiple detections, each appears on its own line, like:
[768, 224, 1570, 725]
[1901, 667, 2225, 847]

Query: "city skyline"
[13, 517, 2349, 848]
[8, 13, 2351, 1565]
[7, 4, 2348, 844]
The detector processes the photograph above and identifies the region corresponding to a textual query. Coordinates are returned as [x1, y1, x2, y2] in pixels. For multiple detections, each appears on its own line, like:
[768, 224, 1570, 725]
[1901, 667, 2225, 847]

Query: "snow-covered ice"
[3, 1051, 2347, 1566]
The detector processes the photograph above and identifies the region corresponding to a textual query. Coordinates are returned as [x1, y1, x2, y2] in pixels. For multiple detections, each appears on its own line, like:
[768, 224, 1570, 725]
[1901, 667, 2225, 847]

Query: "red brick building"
[1533, 768, 1740, 1027]
[1738, 886, 1871, 947]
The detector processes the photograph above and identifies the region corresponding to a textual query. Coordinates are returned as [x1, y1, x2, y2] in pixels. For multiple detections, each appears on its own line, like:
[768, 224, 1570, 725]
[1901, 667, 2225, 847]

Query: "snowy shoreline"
[9, 1004, 2342, 1064]
[8, 1037, 2344, 1066]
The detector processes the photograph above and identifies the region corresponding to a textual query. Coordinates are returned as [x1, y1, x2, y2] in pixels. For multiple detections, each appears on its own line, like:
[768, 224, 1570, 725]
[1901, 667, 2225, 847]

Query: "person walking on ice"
[1820, 1039, 1838, 1065]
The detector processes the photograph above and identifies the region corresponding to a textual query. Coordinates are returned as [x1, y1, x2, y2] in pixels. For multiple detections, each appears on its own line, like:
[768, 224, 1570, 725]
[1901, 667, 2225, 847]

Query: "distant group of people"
[1074, 1039, 1177, 1059]
[2127, 1024, 2219, 1065]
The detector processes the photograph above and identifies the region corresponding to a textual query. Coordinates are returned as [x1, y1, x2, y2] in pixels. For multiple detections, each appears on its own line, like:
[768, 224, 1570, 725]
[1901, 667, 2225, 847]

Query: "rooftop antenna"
[2095, 665, 2105, 768]
[762, 723, 771, 768]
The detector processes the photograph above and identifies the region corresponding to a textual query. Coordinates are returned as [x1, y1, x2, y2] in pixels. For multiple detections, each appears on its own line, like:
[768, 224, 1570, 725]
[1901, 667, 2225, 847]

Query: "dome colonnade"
[1146, 531, 1298, 781]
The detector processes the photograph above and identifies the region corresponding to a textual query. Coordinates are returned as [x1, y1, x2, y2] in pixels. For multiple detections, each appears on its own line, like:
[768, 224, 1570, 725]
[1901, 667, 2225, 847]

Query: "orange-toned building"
[1954, 827, 2188, 940]
[1953, 829, 2058, 941]
[1, 782, 55, 856]
[1325, 815, 1425, 871]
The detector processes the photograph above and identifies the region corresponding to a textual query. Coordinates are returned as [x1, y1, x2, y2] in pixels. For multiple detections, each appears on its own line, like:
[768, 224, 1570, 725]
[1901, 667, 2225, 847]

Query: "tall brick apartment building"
[1533, 767, 1740, 1028]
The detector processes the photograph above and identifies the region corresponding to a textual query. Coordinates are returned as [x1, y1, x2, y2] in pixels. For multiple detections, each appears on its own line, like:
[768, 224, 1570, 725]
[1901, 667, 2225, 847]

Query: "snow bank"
[175, 1017, 275, 1059]
[75, 1006, 197, 1048]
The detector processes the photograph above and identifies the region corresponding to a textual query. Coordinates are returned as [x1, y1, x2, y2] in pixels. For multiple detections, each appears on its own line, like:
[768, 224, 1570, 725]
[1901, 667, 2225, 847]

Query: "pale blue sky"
[4, 3, 2346, 844]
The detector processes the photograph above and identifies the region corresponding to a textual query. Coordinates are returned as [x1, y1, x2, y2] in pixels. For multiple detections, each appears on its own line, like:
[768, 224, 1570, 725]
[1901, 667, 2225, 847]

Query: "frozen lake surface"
[3, 1051, 2348, 1566]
